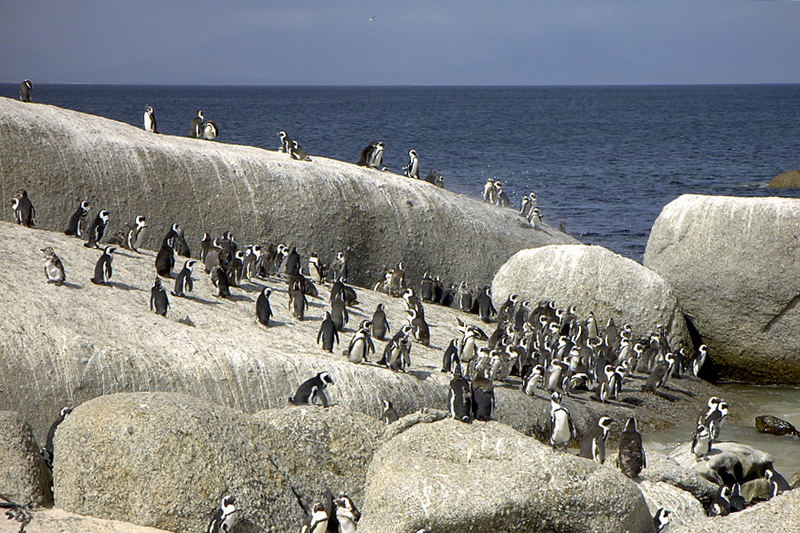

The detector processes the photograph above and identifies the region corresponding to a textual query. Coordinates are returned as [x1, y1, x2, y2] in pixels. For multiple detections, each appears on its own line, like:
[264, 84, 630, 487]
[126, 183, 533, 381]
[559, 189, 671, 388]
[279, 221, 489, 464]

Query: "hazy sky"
[1, 0, 799, 85]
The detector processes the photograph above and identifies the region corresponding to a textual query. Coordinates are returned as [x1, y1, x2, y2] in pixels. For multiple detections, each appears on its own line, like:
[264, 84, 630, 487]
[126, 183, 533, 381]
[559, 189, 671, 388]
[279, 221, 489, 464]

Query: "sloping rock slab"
[644, 194, 800, 384]
[669, 441, 774, 485]
[639, 480, 706, 530]
[0, 411, 52, 507]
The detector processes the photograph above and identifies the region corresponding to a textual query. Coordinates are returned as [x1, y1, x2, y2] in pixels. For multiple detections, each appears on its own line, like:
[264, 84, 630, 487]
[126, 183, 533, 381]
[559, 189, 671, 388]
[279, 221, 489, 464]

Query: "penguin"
[370, 303, 390, 340]
[175, 228, 191, 258]
[549, 391, 575, 450]
[402, 287, 424, 317]
[288, 279, 307, 319]
[457, 282, 473, 313]
[226, 250, 245, 287]
[290, 139, 312, 161]
[41, 247, 66, 285]
[765, 466, 791, 494]
[528, 207, 543, 228]
[41, 406, 72, 471]
[729, 483, 747, 512]
[317, 311, 340, 352]
[617, 416, 646, 479]
[705, 400, 728, 441]
[200, 233, 213, 263]
[708, 486, 731, 517]
[241, 245, 261, 280]
[155, 239, 176, 278]
[523, 364, 545, 396]
[278, 130, 292, 153]
[329, 252, 348, 283]
[482, 178, 496, 203]
[330, 293, 349, 332]
[289, 371, 334, 406]
[692, 344, 708, 378]
[255, 287, 273, 326]
[691, 421, 711, 461]
[126, 215, 147, 252]
[11, 190, 35, 227]
[448, 366, 473, 423]
[64, 200, 90, 237]
[19, 79, 33, 102]
[333, 495, 359, 533]
[381, 399, 399, 424]
[404, 149, 419, 178]
[471, 286, 496, 322]
[284, 247, 300, 277]
[580, 416, 614, 464]
[207, 495, 238, 533]
[202, 121, 219, 140]
[471, 372, 495, 421]
[420, 273, 434, 302]
[345, 322, 375, 363]
[171, 260, 196, 297]
[357, 141, 378, 166]
[211, 266, 231, 298]
[369, 141, 385, 168]
[493, 180, 510, 207]
[301, 501, 328, 533]
[90, 246, 115, 285]
[385, 332, 413, 372]
[190, 109, 204, 137]
[651, 508, 671, 533]
[441, 338, 460, 373]
[144, 105, 158, 133]
[150, 277, 170, 316]
[84, 210, 110, 248]
[307, 253, 324, 283]
[407, 308, 430, 346]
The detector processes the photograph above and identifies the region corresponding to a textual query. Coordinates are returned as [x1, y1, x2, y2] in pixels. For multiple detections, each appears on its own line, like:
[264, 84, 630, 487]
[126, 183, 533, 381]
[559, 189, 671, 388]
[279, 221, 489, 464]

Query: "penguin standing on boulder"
[370, 303, 390, 341]
[203, 121, 219, 140]
[190, 110, 204, 137]
[580, 416, 614, 464]
[144, 105, 158, 133]
[156, 224, 180, 277]
[11, 190, 35, 227]
[41, 406, 72, 471]
[448, 366, 473, 423]
[84, 210, 110, 248]
[64, 200, 90, 237]
[471, 286, 496, 322]
[618, 416, 646, 479]
[317, 311, 339, 353]
[211, 266, 231, 298]
[289, 371, 334, 406]
[549, 391, 575, 450]
[41, 247, 66, 285]
[90, 247, 115, 285]
[381, 400, 399, 424]
[19, 79, 33, 102]
[171, 260, 195, 297]
[255, 287, 273, 326]
[403, 149, 419, 178]
[150, 277, 169, 316]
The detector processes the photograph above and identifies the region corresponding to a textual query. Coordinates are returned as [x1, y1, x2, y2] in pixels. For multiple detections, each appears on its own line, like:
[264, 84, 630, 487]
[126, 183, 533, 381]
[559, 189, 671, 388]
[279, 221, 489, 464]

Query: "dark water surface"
[3, 83, 800, 260]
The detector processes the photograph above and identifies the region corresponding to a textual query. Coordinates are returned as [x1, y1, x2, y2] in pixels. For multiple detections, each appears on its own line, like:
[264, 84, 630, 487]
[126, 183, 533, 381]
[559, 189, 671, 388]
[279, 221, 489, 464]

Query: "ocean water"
[3, 84, 800, 260]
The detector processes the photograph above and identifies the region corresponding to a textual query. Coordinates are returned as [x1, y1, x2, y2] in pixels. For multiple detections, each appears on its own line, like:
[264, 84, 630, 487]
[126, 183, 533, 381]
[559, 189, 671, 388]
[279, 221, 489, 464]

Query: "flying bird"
[369, 16, 376, 21]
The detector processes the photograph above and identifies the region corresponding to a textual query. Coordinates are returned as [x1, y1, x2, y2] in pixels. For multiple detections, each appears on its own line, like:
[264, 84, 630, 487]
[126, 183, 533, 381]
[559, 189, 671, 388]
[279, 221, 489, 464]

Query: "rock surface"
[670, 488, 800, 533]
[637, 449, 719, 506]
[638, 480, 706, 529]
[644, 194, 800, 384]
[669, 441, 775, 485]
[492, 244, 690, 350]
[53, 392, 303, 533]
[0, 411, 52, 507]
[253, 405, 385, 506]
[0, 222, 729, 449]
[755, 415, 800, 437]
[0, 96, 575, 291]
[358, 418, 654, 533]
[0, 508, 172, 533]
[768, 169, 800, 188]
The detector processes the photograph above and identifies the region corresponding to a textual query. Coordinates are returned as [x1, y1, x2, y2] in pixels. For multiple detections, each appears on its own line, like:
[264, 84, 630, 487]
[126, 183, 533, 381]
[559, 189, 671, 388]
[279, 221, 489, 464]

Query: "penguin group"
[298, 489, 361, 533]
[483, 177, 545, 228]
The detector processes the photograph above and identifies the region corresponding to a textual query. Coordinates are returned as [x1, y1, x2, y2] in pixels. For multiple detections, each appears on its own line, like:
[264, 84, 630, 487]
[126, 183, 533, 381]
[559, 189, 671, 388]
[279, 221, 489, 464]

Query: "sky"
[1, 0, 799, 86]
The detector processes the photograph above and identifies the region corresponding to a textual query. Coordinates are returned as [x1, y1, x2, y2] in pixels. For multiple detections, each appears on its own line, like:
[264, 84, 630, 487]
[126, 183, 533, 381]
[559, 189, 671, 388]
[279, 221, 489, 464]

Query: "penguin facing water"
[144, 105, 158, 133]
[190, 110, 204, 138]
[404, 149, 419, 178]
[19, 79, 33, 102]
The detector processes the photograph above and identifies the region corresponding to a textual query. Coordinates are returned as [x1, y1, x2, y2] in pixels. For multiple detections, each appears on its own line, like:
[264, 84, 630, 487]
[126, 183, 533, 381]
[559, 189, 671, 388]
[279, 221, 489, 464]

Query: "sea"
[2, 84, 800, 261]
[3, 83, 800, 475]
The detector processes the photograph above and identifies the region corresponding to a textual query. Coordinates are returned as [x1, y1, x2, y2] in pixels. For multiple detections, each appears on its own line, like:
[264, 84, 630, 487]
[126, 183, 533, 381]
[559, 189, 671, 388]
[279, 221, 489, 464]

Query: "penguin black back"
[256, 288, 273, 326]
[150, 277, 169, 316]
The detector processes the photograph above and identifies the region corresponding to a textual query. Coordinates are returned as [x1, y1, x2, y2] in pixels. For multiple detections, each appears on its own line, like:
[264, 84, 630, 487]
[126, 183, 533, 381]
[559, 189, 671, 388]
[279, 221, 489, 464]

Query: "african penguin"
[172, 260, 196, 297]
[345, 322, 375, 363]
[691, 421, 711, 461]
[41, 247, 66, 285]
[708, 486, 731, 516]
[404, 149, 419, 179]
[617, 416, 646, 479]
[289, 371, 334, 406]
[290, 139, 312, 161]
[11, 190, 35, 227]
[90, 246, 115, 285]
[471, 372, 495, 421]
[381, 399, 399, 424]
[333, 495, 359, 533]
[482, 178, 496, 203]
[19, 79, 33, 102]
[156, 237, 176, 278]
[407, 308, 430, 346]
[330, 292, 349, 332]
[370, 303, 390, 340]
[202, 121, 219, 140]
[692, 344, 708, 378]
[307, 253, 324, 282]
[211, 266, 231, 298]
[448, 366, 473, 422]
[288, 279, 307, 319]
[207, 495, 238, 533]
[549, 391, 575, 449]
[580, 416, 614, 464]
[471, 286, 496, 322]
[278, 130, 292, 153]
[441, 338, 460, 374]
[41, 406, 72, 471]
[64, 200, 90, 237]
[144, 105, 158, 133]
[84, 210, 110, 248]
[190, 109, 204, 137]
[301, 501, 328, 533]
[126, 216, 147, 252]
[255, 287, 273, 326]
[652, 508, 671, 533]
[317, 311, 340, 352]
[150, 277, 170, 316]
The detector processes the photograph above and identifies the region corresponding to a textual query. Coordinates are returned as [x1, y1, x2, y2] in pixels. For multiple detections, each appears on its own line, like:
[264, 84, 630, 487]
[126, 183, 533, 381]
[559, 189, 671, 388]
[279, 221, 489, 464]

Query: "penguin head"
[24, 80, 33, 89]
[153, 276, 163, 288]
[99, 210, 111, 222]
[185, 259, 196, 270]
[136, 215, 147, 227]
[695, 423, 709, 437]
[220, 495, 237, 514]
[197, 109, 204, 119]
[59, 406, 73, 419]
[550, 391, 562, 404]
[409, 149, 417, 158]
[105, 246, 117, 255]
[145, 105, 154, 114]
[262, 287, 271, 298]
[699, 344, 708, 356]
[598, 416, 614, 433]
[707, 396, 722, 409]
[80, 200, 90, 211]
[401, 325, 414, 336]
[653, 508, 671, 529]
[40, 246, 55, 258]
[10, 198, 19, 209]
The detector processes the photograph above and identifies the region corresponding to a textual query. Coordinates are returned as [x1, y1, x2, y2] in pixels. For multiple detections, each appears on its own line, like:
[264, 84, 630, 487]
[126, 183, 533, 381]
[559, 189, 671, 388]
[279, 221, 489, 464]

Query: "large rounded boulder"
[768, 169, 800, 188]
[0, 411, 52, 507]
[492, 244, 690, 349]
[644, 194, 800, 384]
[53, 392, 304, 533]
[0, 97, 575, 290]
[358, 418, 653, 533]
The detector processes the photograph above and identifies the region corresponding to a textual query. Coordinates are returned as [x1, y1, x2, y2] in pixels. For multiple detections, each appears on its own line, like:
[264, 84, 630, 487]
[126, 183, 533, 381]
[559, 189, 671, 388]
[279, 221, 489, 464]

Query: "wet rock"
[768, 169, 800, 189]
[54, 392, 303, 533]
[644, 194, 800, 384]
[669, 441, 775, 485]
[358, 418, 653, 533]
[0, 411, 52, 507]
[639, 480, 706, 530]
[638, 449, 720, 506]
[492, 244, 690, 350]
[755, 415, 800, 437]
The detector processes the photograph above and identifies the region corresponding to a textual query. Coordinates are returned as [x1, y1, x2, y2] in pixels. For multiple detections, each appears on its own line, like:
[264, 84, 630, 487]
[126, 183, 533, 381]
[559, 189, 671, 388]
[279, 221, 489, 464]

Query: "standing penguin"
[202, 121, 219, 140]
[471, 372, 495, 421]
[126, 216, 147, 252]
[307, 253, 324, 282]
[150, 277, 169, 316]
[471, 286, 496, 322]
[285, 247, 301, 277]
[144, 105, 158, 133]
[369, 141, 385, 168]
[255, 287, 273, 326]
[549, 391, 575, 450]
[370, 303, 390, 340]
[317, 311, 339, 352]
[156, 238, 176, 278]
[357, 141, 378, 166]
[289, 371, 334, 406]
[64, 200, 90, 237]
[90, 247, 115, 285]
[441, 338, 460, 374]
[11, 190, 35, 227]
[211, 266, 231, 298]
[691, 421, 711, 461]
[288, 279, 307, 319]
[300, 501, 328, 533]
[41, 247, 66, 285]
[207, 495, 238, 533]
[448, 366, 473, 423]
[19, 79, 33, 102]
[407, 308, 430, 346]
[330, 293, 349, 332]
[381, 399, 399, 424]
[580, 416, 614, 464]
[171, 260, 196, 297]
[190, 109, 204, 137]
[278, 130, 292, 153]
[617, 416, 646, 479]
[290, 139, 312, 161]
[84, 210, 110, 248]
[346, 322, 375, 363]
[404, 149, 419, 178]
